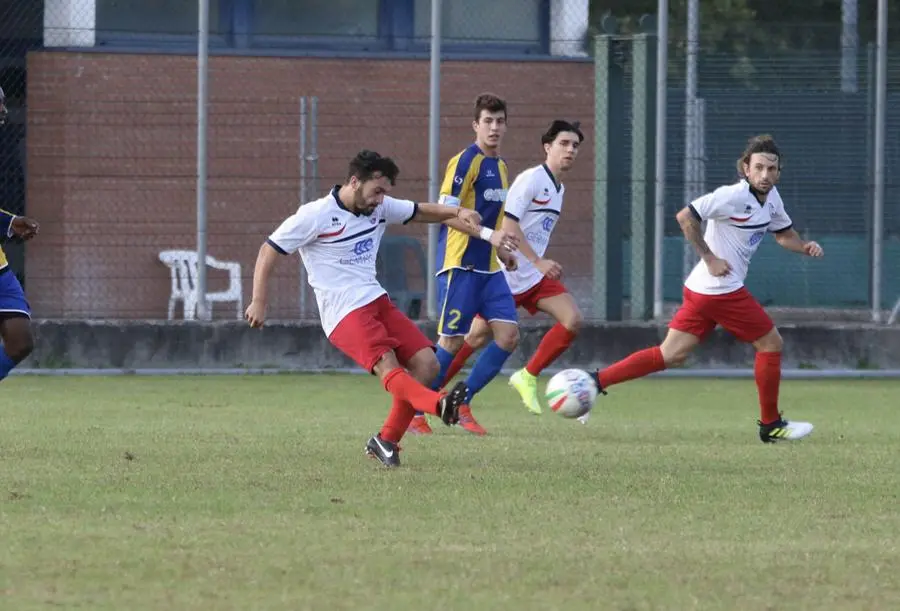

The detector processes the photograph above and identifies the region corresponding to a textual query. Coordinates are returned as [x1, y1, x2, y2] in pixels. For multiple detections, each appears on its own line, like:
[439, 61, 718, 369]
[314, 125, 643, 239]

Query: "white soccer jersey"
[683, 180, 793, 295]
[267, 186, 418, 336]
[501, 164, 565, 295]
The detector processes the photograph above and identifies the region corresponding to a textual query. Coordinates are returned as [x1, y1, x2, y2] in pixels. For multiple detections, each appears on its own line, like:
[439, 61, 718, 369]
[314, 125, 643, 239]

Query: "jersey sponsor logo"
[339, 237, 376, 265]
[453, 175, 464, 186]
[541, 216, 555, 232]
[749, 231, 765, 247]
[483, 188, 508, 203]
[352, 238, 375, 256]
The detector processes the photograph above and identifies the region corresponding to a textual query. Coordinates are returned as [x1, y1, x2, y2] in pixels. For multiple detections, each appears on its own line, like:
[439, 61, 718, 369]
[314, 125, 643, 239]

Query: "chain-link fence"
[2, 0, 898, 324]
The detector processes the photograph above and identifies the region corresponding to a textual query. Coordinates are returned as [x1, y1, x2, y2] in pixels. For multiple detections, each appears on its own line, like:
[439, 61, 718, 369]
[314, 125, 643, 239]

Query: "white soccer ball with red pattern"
[545, 369, 597, 419]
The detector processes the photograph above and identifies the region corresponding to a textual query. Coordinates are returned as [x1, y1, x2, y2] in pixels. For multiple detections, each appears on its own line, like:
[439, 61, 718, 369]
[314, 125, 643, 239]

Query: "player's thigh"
[464, 315, 493, 350]
[668, 288, 716, 342]
[328, 297, 400, 373]
[478, 272, 518, 326]
[713, 288, 775, 344]
[480, 273, 519, 349]
[436, 270, 480, 337]
[534, 282, 582, 331]
[380, 297, 436, 370]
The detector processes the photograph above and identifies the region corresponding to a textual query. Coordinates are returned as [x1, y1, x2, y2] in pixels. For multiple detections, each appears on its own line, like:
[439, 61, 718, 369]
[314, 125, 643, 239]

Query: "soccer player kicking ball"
[590, 135, 822, 442]
[422, 120, 586, 416]
[0, 86, 39, 383]
[408, 93, 521, 436]
[245, 150, 488, 467]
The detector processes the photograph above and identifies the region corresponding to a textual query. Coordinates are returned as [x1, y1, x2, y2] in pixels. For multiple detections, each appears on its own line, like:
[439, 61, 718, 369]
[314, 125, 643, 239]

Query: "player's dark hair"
[541, 120, 584, 146]
[737, 134, 782, 176]
[473, 92, 507, 122]
[348, 149, 400, 186]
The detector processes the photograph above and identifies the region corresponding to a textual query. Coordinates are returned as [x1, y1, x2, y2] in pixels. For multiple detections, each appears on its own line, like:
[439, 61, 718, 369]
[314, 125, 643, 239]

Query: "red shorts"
[328, 294, 434, 372]
[514, 277, 569, 315]
[668, 286, 774, 343]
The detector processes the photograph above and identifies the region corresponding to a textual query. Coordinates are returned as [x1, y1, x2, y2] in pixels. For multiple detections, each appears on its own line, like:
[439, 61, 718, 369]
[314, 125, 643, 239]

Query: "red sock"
[383, 368, 442, 416]
[526, 323, 576, 376]
[441, 341, 475, 388]
[598, 346, 666, 389]
[755, 351, 782, 425]
[380, 397, 416, 444]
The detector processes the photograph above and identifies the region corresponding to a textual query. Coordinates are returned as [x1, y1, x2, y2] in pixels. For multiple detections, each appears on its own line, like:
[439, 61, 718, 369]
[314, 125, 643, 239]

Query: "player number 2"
[446, 309, 462, 331]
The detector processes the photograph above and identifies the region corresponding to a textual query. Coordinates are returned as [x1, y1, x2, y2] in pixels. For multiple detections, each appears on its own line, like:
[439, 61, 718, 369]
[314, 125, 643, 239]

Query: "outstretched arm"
[774, 228, 824, 257]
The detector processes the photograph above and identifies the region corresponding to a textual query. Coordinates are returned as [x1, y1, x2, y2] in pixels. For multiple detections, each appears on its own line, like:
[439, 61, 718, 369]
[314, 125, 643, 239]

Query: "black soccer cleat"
[437, 381, 468, 426]
[365, 434, 401, 467]
[591, 370, 608, 396]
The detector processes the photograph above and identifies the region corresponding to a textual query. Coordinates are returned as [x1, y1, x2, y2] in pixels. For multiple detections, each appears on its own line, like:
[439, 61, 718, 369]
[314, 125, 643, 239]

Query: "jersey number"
[445, 308, 462, 331]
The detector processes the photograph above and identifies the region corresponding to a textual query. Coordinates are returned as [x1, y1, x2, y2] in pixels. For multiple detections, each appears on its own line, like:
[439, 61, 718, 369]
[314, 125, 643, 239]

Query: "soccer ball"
[545, 369, 598, 419]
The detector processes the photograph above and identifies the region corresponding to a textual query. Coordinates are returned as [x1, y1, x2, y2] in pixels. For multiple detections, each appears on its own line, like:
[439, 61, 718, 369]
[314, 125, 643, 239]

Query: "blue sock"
[464, 341, 512, 403]
[431, 346, 456, 390]
[415, 346, 457, 416]
[0, 347, 17, 382]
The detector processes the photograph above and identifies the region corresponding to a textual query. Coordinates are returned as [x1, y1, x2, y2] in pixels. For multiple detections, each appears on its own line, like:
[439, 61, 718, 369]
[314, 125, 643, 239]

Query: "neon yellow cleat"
[509, 368, 542, 415]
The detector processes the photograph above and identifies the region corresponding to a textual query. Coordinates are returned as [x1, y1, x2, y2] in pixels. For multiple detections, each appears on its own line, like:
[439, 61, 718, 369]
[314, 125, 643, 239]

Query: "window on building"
[251, 0, 380, 44]
[412, 0, 543, 48]
[96, 0, 224, 39]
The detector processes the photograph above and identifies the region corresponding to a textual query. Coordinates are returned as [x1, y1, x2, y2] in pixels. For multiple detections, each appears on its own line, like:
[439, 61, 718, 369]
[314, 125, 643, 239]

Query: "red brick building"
[23, 0, 595, 320]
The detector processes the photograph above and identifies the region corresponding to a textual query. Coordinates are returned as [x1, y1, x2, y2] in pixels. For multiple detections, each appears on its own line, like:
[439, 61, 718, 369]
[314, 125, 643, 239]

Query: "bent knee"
[493, 325, 519, 351]
[411, 355, 440, 385]
[755, 328, 783, 353]
[562, 311, 583, 334]
[2, 326, 34, 363]
[662, 350, 689, 368]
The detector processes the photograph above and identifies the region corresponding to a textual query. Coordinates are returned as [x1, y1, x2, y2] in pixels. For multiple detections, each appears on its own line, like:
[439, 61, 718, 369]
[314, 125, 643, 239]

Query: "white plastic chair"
[158, 250, 243, 321]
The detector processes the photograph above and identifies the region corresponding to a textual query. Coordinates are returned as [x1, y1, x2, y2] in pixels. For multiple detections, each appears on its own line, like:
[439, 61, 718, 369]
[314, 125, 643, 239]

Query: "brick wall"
[25, 51, 595, 320]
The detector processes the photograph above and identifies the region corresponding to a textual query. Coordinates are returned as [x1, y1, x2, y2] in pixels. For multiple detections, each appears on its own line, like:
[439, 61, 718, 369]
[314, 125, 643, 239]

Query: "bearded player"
[590, 135, 822, 442]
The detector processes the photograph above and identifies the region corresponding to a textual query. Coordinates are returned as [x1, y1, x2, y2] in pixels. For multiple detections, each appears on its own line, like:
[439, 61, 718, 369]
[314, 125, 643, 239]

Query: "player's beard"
[353, 187, 376, 216]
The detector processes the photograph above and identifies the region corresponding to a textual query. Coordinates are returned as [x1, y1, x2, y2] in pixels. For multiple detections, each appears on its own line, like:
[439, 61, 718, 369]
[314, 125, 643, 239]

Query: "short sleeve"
[440, 153, 476, 202]
[769, 195, 793, 233]
[688, 186, 736, 221]
[267, 205, 319, 255]
[382, 196, 417, 225]
[503, 171, 536, 222]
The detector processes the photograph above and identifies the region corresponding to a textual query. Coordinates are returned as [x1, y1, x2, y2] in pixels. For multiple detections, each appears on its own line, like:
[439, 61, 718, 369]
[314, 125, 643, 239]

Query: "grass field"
[2, 374, 900, 610]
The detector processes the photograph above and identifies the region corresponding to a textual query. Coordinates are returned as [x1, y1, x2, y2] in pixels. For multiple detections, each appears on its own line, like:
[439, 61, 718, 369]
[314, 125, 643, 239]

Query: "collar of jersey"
[330, 185, 360, 216]
[741, 179, 769, 207]
[542, 164, 562, 192]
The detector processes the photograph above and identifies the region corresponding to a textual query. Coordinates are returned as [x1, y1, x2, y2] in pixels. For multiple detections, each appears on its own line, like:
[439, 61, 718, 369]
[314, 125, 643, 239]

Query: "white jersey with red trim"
[501, 164, 565, 295]
[684, 180, 793, 295]
[267, 186, 417, 336]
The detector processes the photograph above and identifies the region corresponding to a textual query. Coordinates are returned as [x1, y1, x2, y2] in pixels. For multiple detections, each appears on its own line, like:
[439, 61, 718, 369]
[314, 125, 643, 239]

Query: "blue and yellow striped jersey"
[436, 144, 509, 274]
[0, 208, 14, 269]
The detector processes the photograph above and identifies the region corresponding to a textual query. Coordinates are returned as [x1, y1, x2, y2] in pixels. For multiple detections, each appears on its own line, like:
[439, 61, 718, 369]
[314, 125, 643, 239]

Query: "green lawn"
[2, 374, 899, 610]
